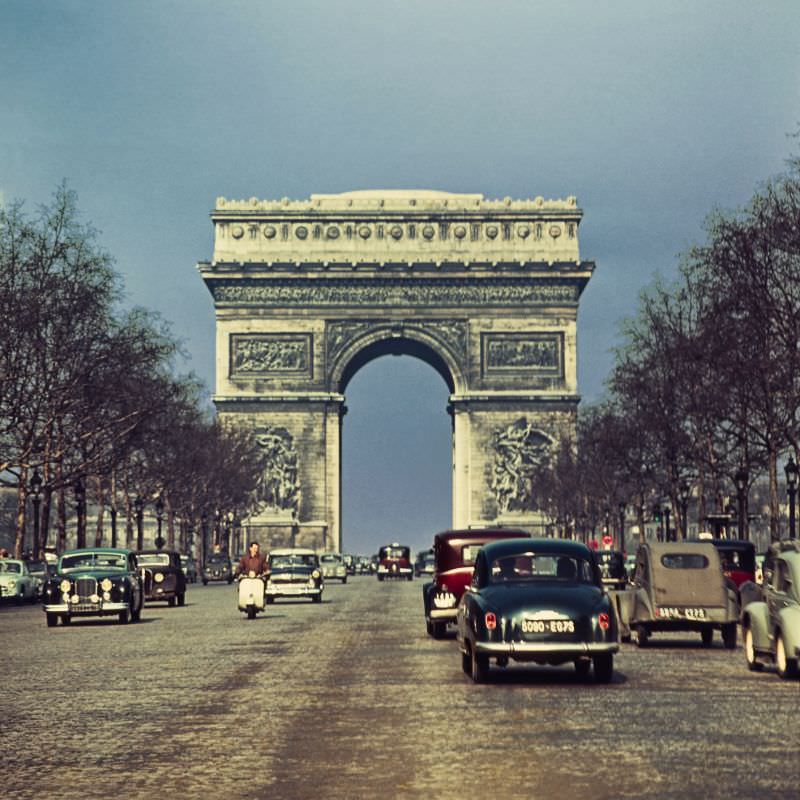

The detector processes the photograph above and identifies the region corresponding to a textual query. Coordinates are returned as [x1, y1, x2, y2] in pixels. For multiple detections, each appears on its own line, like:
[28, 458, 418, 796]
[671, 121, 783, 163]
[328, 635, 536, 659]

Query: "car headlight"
[154, 572, 164, 583]
[8, 580, 17, 589]
[312, 570, 320, 579]
[100, 578, 113, 592]
[60, 579, 71, 593]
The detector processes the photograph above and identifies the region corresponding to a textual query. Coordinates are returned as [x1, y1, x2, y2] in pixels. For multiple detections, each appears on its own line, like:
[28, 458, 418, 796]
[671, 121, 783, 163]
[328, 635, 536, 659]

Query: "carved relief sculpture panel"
[230, 334, 312, 378]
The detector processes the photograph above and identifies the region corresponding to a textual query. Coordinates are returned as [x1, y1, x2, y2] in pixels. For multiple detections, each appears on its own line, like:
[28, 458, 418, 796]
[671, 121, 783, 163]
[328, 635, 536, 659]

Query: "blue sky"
[3, 1, 798, 553]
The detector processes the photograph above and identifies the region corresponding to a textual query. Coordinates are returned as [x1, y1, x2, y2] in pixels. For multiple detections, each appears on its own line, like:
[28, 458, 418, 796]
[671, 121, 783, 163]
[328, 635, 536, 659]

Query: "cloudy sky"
[3, 1, 798, 553]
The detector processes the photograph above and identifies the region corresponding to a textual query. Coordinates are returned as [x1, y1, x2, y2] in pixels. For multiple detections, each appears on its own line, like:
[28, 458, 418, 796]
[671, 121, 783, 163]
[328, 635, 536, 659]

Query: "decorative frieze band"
[230, 334, 312, 377]
[212, 278, 580, 308]
[481, 333, 563, 377]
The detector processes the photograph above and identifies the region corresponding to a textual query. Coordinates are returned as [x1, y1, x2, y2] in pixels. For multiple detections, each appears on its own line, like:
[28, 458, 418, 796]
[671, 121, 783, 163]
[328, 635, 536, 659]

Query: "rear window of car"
[461, 544, 482, 565]
[660, 554, 709, 569]
[490, 553, 594, 584]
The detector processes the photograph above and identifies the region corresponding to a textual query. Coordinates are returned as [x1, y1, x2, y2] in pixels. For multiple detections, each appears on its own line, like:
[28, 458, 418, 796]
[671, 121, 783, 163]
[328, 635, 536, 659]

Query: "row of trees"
[533, 148, 800, 543]
[1, 186, 264, 558]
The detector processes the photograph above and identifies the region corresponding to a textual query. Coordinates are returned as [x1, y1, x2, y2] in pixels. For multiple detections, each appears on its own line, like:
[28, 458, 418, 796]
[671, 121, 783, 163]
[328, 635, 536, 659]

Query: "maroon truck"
[422, 527, 529, 638]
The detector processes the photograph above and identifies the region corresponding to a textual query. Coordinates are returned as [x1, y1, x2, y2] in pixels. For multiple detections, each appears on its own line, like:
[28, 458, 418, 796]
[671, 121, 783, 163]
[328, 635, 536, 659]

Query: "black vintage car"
[202, 554, 234, 585]
[137, 549, 187, 606]
[457, 538, 619, 683]
[42, 547, 144, 626]
[596, 550, 628, 591]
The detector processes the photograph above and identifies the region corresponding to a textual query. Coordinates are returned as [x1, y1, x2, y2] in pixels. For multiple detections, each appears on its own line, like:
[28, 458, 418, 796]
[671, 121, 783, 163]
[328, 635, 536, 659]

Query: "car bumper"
[430, 608, 458, 621]
[44, 602, 129, 615]
[266, 584, 322, 598]
[145, 589, 179, 601]
[475, 641, 619, 657]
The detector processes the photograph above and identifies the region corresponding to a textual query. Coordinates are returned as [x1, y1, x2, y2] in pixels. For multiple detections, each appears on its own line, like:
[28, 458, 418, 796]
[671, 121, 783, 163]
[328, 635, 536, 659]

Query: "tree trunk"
[39, 486, 53, 558]
[14, 470, 27, 558]
[769, 448, 780, 541]
[166, 496, 176, 550]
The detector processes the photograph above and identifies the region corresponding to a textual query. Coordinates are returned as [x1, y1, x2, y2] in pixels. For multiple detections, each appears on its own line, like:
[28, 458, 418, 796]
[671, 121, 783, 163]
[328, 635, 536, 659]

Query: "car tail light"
[598, 612, 610, 630]
[485, 612, 497, 630]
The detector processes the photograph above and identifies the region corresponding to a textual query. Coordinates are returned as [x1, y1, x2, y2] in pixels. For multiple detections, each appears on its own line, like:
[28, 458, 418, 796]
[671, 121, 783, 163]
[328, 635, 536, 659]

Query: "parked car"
[376, 543, 413, 581]
[619, 542, 739, 648]
[414, 550, 435, 578]
[41, 548, 144, 626]
[180, 554, 198, 583]
[0, 559, 38, 604]
[457, 538, 619, 683]
[742, 541, 800, 679]
[596, 550, 628, 590]
[423, 527, 529, 639]
[137, 550, 187, 606]
[266, 548, 323, 603]
[202, 554, 233, 585]
[320, 552, 347, 583]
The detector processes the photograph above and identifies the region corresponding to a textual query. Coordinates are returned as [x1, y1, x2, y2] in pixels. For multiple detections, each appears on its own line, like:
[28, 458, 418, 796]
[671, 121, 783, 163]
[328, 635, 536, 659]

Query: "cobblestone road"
[2, 576, 798, 799]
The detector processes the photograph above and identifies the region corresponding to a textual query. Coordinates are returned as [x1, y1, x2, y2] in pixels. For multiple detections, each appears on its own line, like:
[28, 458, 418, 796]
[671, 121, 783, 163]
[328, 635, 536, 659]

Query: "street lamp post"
[154, 495, 165, 549]
[29, 469, 43, 558]
[75, 477, 86, 549]
[735, 467, 749, 541]
[134, 496, 144, 551]
[110, 504, 117, 548]
[225, 511, 234, 555]
[678, 481, 690, 541]
[663, 503, 672, 542]
[785, 456, 798, 540]
[200, 510, 209, 566]
[618, 502, 626, 551]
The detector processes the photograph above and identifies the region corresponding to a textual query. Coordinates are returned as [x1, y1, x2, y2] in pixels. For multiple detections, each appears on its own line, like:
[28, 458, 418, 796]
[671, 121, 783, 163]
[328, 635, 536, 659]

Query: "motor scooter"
[237, 570, 267, 619]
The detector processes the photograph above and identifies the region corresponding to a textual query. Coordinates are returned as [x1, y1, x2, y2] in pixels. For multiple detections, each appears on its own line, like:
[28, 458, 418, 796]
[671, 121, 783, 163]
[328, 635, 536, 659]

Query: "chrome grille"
[76, 577, 96, 598]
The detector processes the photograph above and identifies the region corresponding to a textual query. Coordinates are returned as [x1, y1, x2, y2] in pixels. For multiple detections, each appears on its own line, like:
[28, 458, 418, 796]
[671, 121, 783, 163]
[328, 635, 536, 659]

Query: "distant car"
[596, 550, 628, 590]
[0, 559, 38, 604]
[624, 554, 637, 582]
[423, 527, 530, 638]
[180, 554, 198, 583]
[457, 538, 619, 683]
[343, 554, 356, 576]
[357, 556, 371, 575]
[691, 538, 756, 591]
[377, 543, 413, 581]
[414, 550, 435, 578]
[742, 541, 800, 679]
[25, 559, 53, 599]
[41, 548, 144, 626]
[620, 542, 739, 648]
[137, 550, 187, 607]
[202, 554, 233, 585]
[266, 548, 323, 603]
[320, 552, 348, 583]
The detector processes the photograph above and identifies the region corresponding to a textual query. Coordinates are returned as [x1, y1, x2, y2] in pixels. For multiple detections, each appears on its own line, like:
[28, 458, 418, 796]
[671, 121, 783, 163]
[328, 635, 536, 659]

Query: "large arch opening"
[340, 343, 453, 558]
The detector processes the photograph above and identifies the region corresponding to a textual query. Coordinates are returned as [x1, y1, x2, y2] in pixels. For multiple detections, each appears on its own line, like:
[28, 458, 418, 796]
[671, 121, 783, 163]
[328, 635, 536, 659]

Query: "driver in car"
[236, 541, 268, 577]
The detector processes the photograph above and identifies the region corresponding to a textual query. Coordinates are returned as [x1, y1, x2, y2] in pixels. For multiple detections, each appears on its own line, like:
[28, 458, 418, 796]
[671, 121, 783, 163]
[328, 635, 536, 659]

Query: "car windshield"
[271, 554, 317, 568]
[27, 561, 47, 573]
[138, 553, 171, 566]
[490, 553, 594, 584]
[321, 555, 341, 563]
[717, 548, 755, 572]
[0, 561, 22, 573]
[206, 556, 229, 565]
[380, 547, 408, 559]
[60, 553, 127, 571]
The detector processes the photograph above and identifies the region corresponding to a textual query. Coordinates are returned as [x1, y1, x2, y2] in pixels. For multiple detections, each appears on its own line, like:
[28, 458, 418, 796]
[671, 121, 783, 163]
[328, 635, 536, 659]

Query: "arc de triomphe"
[198, 190, 595, 551]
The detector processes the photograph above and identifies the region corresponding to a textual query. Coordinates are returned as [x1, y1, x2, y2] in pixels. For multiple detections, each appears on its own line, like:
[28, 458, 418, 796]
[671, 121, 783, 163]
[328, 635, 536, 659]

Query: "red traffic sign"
[602, 535, 614, 547]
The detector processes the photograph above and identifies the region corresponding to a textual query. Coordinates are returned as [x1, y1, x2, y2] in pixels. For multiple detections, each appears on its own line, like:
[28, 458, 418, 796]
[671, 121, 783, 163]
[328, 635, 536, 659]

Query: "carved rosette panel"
[230, 334, 312, 377]
[481, 333, 563, 377]
[254, 427, 300, 515]
[213, 279, 580, 308]
[490, 419, 553, 514]
[325, 319, 467, 377]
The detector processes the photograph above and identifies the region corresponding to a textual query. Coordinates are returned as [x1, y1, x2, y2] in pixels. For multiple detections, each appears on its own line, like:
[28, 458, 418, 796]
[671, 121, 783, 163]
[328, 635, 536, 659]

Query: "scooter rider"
[236, 541, 268, 578]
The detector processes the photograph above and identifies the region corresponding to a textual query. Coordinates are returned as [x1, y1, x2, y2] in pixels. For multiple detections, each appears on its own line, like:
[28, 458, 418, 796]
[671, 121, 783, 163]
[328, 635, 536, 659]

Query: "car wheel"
[432, 621, 446, 640]
[202, 579, 208, 585]
[168, 597, 176, 608]
[426, 619, 433, 637]
[776, 632, 799, 680]
[342, 576, 347, 584]
[131, 598, 141, 622]
[378, 575, 384, 582]
[593, 653, 614, 683]
[46, 612, 58, 627]
[574, 659, 591, 678]
[312, 595, 322, 603]
[721, 623, 737, 649]
[461, 646, 471, 675]
[470, 645, 489, 683]
[177, 593, 185, 607]
[61, 615, 71, 625]
[635, 625, 649, 647]
[118, 606, 130, 624]
[15, 593, 23, 605]
[744, 626, 763, 672]
[701, 628, 714, 648]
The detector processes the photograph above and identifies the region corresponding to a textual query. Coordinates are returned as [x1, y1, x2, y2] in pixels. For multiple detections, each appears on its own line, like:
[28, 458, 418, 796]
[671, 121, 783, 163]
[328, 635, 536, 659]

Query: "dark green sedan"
[457, 538, 619, 683]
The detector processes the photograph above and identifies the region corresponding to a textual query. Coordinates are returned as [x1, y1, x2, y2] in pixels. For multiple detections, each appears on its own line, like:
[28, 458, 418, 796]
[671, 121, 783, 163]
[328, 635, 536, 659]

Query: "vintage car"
[320, 552, 348, 583]
[596, 550, 628, 590]
[41, 547, 144, 626]
[619, 541, 739, 648]
[343, 554, 356, 576]
[376, 543, 413, 581]
[457, 538, 619, 683]
[0, 558, 38, 604]
[180, 554, 198, 583]
[266, 548, 323, 603]
[742, 541, 800, 679]
[137, 549, 187, 606]
[26, 559, 54, 599]
[423, 527, 530, 638]
[414, 549, 435, 578]
[202, 553, 233, 584]
[693, 538, 756, 591]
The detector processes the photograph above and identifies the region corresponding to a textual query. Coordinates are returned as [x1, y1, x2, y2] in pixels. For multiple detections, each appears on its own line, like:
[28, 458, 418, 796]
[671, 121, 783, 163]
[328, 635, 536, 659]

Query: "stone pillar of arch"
[198, 190, 595, 552]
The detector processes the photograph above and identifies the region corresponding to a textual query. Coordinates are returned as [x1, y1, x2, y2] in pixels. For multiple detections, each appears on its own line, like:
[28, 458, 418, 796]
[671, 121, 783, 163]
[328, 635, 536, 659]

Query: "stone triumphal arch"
[198, 190, 595, 551]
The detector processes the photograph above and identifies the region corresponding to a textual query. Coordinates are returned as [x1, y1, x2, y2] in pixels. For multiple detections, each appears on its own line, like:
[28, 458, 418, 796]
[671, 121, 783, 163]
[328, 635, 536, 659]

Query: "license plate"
[658, 606, 707, 620]
[521, 618, 575, 634]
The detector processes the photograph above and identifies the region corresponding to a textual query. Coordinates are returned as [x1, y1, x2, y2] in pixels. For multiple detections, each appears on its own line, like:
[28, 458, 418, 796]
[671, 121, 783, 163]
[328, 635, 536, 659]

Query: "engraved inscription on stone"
[230, 334, 312, 376]
[482, 333, 562, 376]
[491, 419, 553, 514]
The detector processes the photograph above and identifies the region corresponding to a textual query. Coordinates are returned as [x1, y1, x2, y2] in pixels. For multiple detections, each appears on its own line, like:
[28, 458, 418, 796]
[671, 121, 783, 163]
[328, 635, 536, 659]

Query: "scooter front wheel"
[247, 605, 256, 620]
